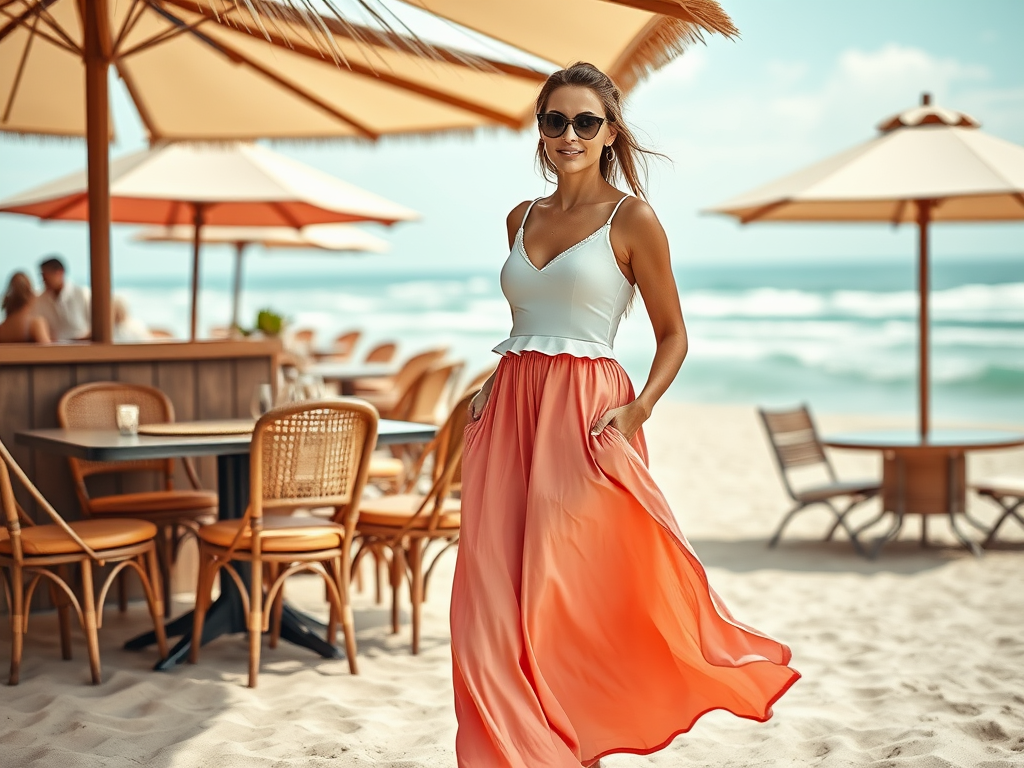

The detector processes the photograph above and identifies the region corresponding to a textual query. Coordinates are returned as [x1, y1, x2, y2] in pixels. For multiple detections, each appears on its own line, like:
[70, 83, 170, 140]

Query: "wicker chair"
[317, 330, 362, 363]
[354, 348, 448, 416]
[190, 400, 377, 688]
[972, 477, 1024, 547]
[353, 391, 472, 654]
[58, 383, 217, 614]
[759, 405, 880, 555]
[0, 438, 168, 684]
[363, 342, 397, 363]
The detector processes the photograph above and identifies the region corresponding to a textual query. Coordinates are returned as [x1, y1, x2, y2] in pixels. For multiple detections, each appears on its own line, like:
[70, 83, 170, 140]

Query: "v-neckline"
[518, 223, 609, 273]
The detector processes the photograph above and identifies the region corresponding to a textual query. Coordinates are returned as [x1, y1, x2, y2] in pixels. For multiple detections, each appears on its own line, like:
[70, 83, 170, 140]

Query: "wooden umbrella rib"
[37, 192, 87, 220]
[162, 2, 529, 127]
[0, 0, 58, 45]
[161, 0, 547, 81]
[2, 10, 37, 124]
[117, 14, 207, 59]
[269, 201, 303, 229]
[115, 62, 162, 141]
[210, 36, 379, 139]
[35, 1, 80, 51]
[740, 199, 790, 224]
[112, 0, 148, 53]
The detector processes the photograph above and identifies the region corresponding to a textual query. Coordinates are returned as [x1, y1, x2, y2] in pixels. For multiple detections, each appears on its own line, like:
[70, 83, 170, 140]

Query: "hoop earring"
[604, 145, 614, 161]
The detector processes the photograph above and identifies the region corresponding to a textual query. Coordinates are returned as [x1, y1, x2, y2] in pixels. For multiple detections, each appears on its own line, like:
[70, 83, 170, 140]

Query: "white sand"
[2, 403, 1023, 767]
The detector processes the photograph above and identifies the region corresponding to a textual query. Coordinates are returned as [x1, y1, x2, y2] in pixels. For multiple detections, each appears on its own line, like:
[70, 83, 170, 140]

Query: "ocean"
[116, 257, 1023, 425]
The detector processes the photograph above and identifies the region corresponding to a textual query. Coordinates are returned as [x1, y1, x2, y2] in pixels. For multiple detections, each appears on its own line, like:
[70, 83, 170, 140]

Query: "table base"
[862, 449, 985, 557]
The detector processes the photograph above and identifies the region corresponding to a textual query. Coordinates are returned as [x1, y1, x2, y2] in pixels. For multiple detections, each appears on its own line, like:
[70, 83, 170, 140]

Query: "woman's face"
[539, 86, 616, 177]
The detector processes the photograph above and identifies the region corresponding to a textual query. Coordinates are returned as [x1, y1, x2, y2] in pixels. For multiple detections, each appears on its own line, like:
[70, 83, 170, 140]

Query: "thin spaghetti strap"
[520, 198, 541, 230]
[606, 195, 630, 225]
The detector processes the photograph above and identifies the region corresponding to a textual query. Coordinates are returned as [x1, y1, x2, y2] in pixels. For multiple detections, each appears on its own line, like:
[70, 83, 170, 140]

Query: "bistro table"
[306, 361, 398, 395]
[16, 415, 437, 670]
[823, 429, 1024, 557]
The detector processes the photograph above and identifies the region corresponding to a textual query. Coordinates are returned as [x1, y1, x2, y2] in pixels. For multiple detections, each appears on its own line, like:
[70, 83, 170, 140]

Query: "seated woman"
[0, 272, 52, 344]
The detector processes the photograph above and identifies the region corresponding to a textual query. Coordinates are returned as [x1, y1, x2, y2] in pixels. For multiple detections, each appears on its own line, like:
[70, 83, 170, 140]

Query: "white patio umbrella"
[707, 94, 1024, 437]
[0, 142, 418, 338]
[135, 224, 389, 329]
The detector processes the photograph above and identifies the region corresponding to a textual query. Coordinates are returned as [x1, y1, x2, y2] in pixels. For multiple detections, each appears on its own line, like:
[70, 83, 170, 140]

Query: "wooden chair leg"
[390, 544, 405, 635]
[54, 566, 73, 661]
[8, 564, 24, 685]
[374, 548, 385, 605]
[269, 564, 284, 650]
[160, 525, 175, 618]
[190, 549, 212, 665]
[407, 538, 424, 655]
[336, 556, 357, 674]
[248, 558, 263, 689]
[117, 570, 128, 613]
[79, 560, 102, 685]
[143, 549, 169, 659]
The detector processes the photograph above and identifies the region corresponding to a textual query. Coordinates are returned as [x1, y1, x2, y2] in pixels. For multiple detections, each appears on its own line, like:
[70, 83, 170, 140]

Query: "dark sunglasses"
[536, 112, 609, 140]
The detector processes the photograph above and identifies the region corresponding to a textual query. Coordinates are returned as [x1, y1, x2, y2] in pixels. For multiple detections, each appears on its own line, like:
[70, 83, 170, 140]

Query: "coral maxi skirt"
[451, 351, 800, 767]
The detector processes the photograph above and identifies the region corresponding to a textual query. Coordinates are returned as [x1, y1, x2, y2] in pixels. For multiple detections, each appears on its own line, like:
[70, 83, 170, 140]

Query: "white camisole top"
[493, 196, 633, 361]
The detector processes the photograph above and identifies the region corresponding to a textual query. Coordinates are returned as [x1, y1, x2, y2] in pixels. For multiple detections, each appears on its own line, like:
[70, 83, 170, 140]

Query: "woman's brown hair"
[534, 62, 665, 199]
[2, 272, 34, 316]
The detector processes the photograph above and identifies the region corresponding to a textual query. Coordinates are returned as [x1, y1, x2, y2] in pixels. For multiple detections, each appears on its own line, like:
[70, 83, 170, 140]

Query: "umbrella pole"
[231, 242, 245, 330]
[189, 205, 205, 341]
[916, 200, 932, 439]
[83, 0, 113, 343]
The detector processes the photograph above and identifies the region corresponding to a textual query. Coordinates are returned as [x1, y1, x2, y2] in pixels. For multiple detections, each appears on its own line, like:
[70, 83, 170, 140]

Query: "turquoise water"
[116, 257, 1023, 424]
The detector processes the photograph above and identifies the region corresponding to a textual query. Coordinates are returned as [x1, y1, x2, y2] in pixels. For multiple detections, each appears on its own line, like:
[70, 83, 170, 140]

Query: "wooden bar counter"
[0, 340, 281, 610]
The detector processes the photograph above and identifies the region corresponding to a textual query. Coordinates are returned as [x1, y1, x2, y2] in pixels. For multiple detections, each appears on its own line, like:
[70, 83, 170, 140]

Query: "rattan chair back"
[364, 342, 397, 363]
[402, 361, 464, 425]
[759, 405, 836, 498]
[251, 399, 378, 530]
[58, 383, 176, 505]
[330, 331, 362, 361]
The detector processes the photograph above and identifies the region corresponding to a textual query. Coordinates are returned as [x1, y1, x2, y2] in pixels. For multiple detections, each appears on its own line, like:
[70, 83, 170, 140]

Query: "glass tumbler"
[116, 404, 140, 436]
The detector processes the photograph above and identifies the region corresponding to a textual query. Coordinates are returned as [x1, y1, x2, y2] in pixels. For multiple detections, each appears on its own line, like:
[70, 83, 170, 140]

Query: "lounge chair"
[972, 477, 1024, 547]
[759, 405, 879, 555]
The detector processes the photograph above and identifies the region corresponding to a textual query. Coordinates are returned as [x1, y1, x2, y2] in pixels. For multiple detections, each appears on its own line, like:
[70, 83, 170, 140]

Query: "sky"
[0, 0, 1021, 289]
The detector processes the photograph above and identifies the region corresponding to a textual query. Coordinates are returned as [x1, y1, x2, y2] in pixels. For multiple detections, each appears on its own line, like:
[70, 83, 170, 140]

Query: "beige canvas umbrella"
[707, 94, 1024, 436]
[135, 224, 389, 328]
[0, 141, 417, 339]
[1, 0, 734, 342]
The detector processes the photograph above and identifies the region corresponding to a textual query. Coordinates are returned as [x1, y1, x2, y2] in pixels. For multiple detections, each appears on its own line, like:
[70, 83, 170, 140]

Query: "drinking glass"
[250, 383, 274, 419]
[116, 404, 140, 436]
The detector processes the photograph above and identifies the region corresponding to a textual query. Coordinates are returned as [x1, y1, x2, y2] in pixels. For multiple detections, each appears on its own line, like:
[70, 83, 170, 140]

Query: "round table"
[823, 429, 1024, 556]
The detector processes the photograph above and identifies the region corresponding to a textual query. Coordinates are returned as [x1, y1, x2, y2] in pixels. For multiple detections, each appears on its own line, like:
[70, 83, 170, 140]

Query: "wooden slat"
[234, 357, 272, 419]
[0, 366, 34, 521]
[28, 365, 79, 521]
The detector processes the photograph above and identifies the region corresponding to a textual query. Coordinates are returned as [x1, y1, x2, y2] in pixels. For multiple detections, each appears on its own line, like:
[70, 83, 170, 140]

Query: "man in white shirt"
[36, 256, 92, 340]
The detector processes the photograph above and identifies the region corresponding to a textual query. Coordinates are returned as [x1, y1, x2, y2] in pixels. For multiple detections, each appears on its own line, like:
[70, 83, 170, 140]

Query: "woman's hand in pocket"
[590, 401, 650, 441]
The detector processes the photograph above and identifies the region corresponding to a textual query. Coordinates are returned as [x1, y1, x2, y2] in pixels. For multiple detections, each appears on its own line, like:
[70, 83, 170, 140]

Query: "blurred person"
[0, 272, 52, 343]
[37, 255, 91, 340]
[451, 63, 800, 768]
[113, 296, 152, 342]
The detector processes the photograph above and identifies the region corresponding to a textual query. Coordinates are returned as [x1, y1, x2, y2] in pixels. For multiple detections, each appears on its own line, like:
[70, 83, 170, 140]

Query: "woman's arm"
[591, 199, 688, 439]
[469, 201, 534, 420]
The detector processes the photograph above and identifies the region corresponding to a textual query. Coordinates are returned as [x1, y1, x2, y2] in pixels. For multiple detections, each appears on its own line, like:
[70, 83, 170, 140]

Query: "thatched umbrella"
[0, 0, 736, 341]
[707, 94, 1024, 437]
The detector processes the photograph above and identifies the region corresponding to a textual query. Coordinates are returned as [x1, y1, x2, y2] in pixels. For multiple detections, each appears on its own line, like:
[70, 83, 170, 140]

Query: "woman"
[0, 272, 51, 344]
[451, 63, 799, 767]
